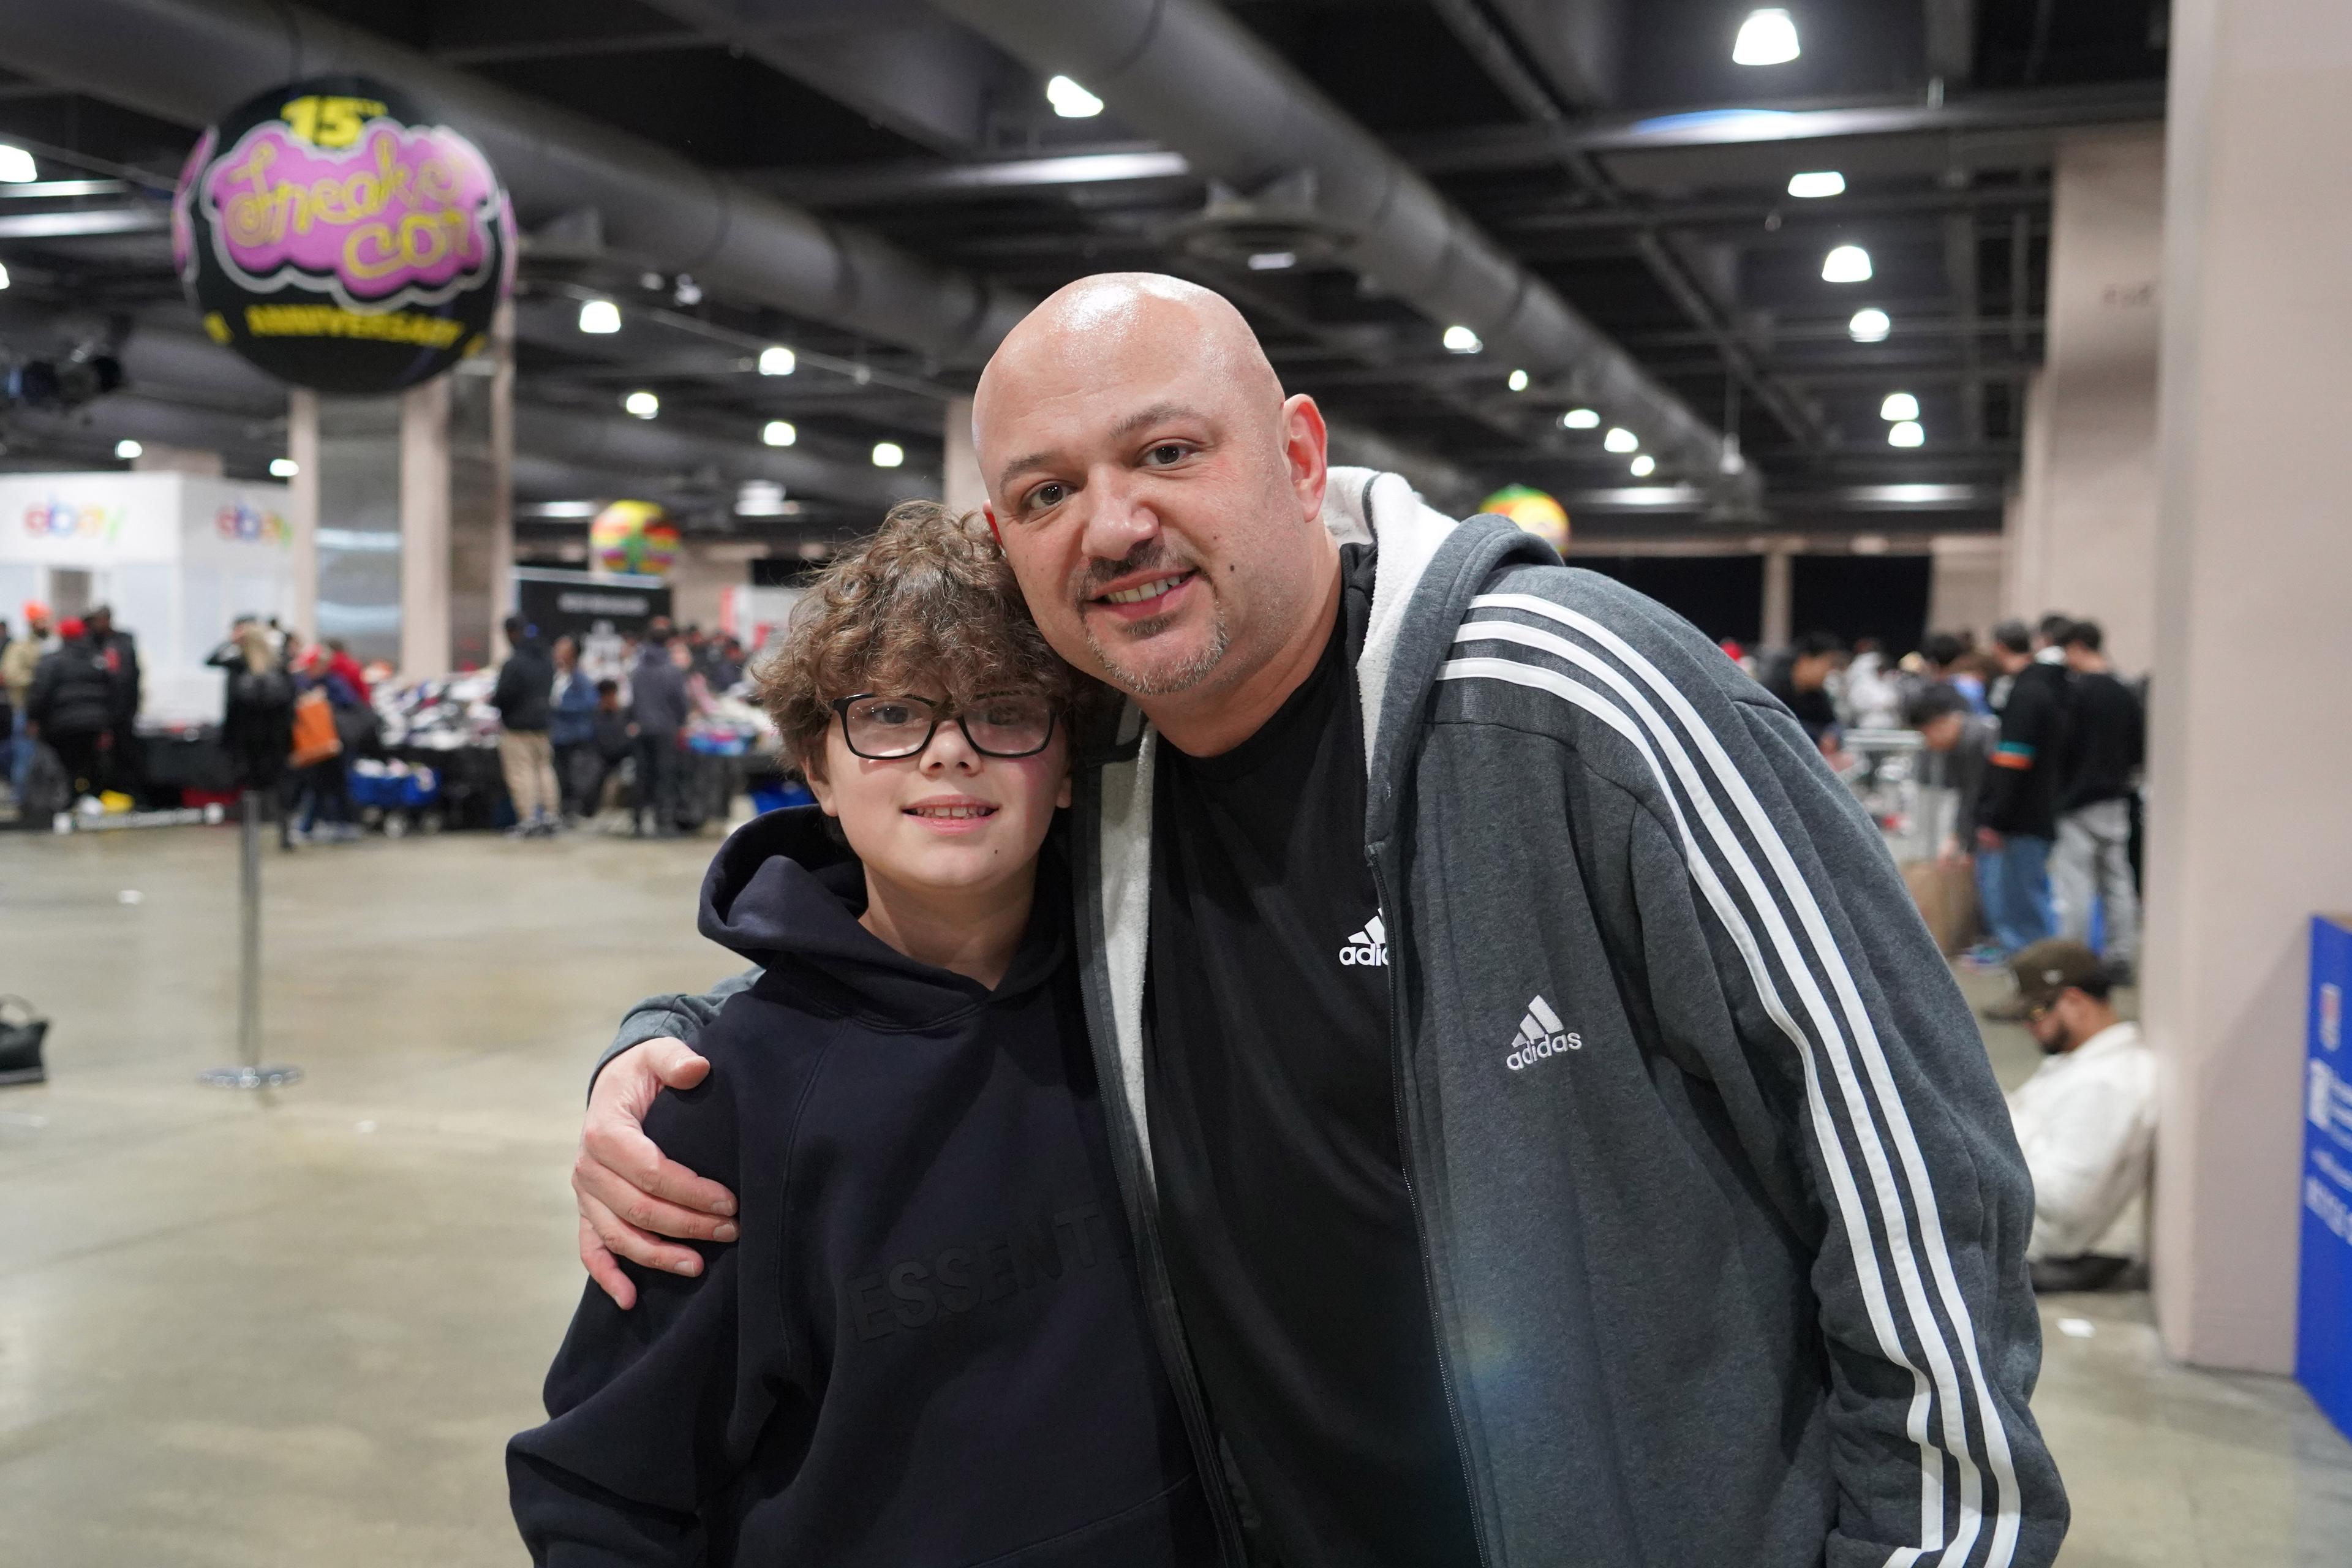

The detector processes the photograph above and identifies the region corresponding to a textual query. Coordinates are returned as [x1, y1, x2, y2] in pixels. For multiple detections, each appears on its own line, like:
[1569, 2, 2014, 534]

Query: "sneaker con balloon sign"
[172, 76, 516, 394]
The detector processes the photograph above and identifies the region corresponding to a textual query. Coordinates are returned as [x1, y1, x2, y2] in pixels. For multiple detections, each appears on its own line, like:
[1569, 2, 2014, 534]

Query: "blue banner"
[2298, 914, 2352, 1441]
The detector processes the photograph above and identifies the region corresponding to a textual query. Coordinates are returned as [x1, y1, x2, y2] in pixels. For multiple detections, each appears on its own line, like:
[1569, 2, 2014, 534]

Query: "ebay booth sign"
[0, 473, 297, 723]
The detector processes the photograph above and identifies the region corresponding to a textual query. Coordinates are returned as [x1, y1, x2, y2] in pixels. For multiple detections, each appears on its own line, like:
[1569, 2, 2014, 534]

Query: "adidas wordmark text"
[1506, 993, 1581, 1070]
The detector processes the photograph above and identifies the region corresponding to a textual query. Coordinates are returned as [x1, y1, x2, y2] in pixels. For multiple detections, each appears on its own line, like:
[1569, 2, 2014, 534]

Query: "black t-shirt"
[1145, 546, 1480, 1567]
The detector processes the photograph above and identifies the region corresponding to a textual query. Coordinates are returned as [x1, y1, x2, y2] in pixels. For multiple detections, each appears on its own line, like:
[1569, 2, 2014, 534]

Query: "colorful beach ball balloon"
[1480, 485, 1570, 555]
[589, 500, 678, 577]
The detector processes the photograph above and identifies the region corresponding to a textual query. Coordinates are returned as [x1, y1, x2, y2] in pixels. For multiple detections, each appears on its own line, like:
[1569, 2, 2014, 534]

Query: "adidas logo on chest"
[1506, 994, 1581, 1071]
[1340, 913, 1389, 967]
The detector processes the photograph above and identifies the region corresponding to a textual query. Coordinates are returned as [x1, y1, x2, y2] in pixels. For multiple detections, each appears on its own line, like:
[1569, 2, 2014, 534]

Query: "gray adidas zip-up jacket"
[604, 468, 2065, 1568]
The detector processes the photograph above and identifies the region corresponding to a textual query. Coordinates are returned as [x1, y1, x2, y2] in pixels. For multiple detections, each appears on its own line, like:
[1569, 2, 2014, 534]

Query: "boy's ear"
[799, 753, 839, 816]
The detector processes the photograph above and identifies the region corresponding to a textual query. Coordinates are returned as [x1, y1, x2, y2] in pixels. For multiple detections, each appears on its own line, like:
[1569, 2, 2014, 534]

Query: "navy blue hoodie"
[508, 809, 1216, 1567]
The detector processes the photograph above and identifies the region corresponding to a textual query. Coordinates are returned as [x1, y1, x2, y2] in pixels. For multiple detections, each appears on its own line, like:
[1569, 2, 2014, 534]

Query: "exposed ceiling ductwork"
[928, 0, 1753, 504]
[0, 0, 1031, 366]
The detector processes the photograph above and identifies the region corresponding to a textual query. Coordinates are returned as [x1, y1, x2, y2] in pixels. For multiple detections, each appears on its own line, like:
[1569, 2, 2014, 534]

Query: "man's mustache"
[1072, 543, 1197, 601]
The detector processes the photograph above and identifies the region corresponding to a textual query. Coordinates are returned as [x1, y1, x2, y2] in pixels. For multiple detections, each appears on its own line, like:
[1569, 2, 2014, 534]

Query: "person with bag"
[207, 621, 297, 849]
[287, 651, 356, 844]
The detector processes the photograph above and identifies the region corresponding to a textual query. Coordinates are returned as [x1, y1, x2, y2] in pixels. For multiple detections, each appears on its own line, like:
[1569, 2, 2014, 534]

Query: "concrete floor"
[2, 823, 2348, 1566]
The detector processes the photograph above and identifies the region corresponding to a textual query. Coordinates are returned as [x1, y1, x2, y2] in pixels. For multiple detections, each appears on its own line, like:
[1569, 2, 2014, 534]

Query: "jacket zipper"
[1074, 801, 1248, 1565]
[1371, 853, 1500, 1568]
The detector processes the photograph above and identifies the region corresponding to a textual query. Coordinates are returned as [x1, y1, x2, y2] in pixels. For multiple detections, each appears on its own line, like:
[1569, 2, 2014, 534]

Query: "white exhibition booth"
[0, 472, 297, 725]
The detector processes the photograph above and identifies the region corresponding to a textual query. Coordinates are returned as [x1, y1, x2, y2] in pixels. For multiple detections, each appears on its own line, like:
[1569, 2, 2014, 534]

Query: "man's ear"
[1280, 392, 1330, 524]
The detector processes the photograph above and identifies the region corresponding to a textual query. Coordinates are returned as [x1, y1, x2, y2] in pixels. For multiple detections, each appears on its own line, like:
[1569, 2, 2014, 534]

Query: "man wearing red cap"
[5, 601, 51, 804]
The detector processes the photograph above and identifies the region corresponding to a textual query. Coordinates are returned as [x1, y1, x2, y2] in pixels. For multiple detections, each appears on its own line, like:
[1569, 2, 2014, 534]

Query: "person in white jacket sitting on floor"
[2005, 937, 2157, 1291]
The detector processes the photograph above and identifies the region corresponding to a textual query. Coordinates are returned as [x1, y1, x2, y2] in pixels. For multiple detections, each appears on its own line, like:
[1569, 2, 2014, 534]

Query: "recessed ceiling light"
[1787, 170, 1845, 199]
[1562, 407, 1600, 429]
[872, 441, 905, 468]
[1247, 251, 1297, 271]
[114, 439, 142, 459]
[270, 458, 299, 478]
[736, 480, 790, 516]
[1822, 244, 1873, 283]
[1442, 325, 1483, 354]
[1046, 75, 1103, 118]
[762, 420, 797, 447]
[578, 299, 620, 334]
[624, 390, 659, 419]
[758, 346, 795, 376]
[1507, 369, 1529, 392]
[1604, 426, 1639, 453]
[1880, 391, 1920, 422]
[1888, 420, 1925, 448]
[1733, 9, 1800, 66]
[1849, 307, 1892, 342]
[1629, 454, 1657, 477]
[0, 262, 12, 291]
[0, 145, 36, 184]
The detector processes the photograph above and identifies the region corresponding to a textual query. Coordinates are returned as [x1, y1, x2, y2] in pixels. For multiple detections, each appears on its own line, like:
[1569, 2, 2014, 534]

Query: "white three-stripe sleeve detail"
[1469, 594, 2027, 1568]
[1444, 647, 1947, 1564]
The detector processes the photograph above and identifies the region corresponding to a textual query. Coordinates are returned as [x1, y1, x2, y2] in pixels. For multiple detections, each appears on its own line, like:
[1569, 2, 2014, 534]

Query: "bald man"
[571, 276, 2066, 1566]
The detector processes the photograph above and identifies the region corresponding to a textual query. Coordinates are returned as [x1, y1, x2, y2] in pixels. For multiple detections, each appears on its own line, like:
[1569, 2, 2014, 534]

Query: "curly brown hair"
[753, 499, 1074, 777]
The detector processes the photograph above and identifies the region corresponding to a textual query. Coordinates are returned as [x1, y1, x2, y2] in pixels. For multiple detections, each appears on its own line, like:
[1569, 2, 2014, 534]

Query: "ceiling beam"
[1404, 82, 2166, 175]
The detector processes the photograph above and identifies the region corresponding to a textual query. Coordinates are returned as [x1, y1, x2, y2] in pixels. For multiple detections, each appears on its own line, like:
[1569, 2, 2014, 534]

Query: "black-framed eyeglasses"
[828, 693, 1058, 760]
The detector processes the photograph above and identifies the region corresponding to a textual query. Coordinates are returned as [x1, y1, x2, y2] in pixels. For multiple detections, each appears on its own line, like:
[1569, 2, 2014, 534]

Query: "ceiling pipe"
[0, 0, 1031, 365]
[929, 0, 1754, 503]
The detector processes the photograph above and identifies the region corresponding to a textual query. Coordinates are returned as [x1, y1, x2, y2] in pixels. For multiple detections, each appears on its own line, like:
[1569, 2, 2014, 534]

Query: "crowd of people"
[1755, 612, 2154, 1298]
[1, 601, 143, 817]
[489, 616, 750, 840]
[1756, 612, 2147, 985]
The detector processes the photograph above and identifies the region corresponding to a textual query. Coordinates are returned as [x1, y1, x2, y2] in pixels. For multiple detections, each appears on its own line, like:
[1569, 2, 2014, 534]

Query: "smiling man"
[573, 274, 2067, 1567]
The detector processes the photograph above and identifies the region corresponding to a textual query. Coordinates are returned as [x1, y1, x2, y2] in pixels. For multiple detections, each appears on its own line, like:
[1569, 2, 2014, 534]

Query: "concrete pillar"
[2005, 127, 2166, 674]
[665, 540, 761, 634]
[287, 393, 319, 641]
[287, 317, 513, 675]
[398, 377, 453, 679]
[1926, 534, 2006, 639]
[943, 396, 987, 518]
[1759, 543, 1793, 649]
[2144, 0, 2352, 1373]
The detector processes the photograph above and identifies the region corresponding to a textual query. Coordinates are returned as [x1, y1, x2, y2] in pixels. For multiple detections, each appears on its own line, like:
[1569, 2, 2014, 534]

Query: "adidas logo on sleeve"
[1506, 994, 1581, 1071]
[1340, 914, 1389, 967]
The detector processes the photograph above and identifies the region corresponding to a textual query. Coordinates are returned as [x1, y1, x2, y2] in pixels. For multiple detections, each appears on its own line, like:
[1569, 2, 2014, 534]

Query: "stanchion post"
[199, 788, 303, 1091]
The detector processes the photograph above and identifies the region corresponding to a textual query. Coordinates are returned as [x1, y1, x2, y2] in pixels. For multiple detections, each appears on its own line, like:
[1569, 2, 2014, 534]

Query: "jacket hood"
[1313, 468, 1556, 843]
[697, 806, 1068, 1029]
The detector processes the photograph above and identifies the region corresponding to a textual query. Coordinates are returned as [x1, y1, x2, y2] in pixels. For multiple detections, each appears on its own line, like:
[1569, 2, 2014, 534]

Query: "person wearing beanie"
[24, 617, 116, 801]
[2002, 938, 2155, 1292]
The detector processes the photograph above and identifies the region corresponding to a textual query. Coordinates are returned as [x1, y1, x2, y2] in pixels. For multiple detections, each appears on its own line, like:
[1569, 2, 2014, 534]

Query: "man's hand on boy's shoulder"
[575, 1037, 743, 1310]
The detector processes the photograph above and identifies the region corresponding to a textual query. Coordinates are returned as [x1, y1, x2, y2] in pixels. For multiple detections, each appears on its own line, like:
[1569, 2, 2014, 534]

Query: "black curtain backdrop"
[1790, 554, 1934, 655]
[1571, 554, 1765, 646]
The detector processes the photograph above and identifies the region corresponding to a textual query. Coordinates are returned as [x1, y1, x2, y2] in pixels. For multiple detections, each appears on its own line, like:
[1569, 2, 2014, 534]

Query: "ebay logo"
[23, 497, 124, 542]
[216, 501, 292, 547]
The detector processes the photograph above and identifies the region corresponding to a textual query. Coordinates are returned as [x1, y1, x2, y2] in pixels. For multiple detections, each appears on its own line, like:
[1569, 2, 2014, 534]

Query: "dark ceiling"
[0, 0, 2168, 542]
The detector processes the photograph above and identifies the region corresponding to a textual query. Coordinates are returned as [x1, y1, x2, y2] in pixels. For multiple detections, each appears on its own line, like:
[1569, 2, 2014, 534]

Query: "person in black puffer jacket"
[25, 618, 116, 800]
